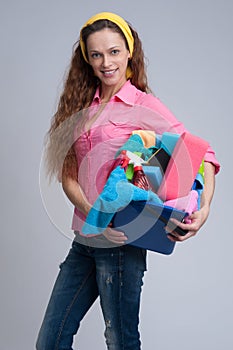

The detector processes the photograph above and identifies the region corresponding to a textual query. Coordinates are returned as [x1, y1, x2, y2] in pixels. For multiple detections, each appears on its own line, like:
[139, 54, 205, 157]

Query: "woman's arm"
[62, 175, 92, 216]
[62, 175, 128, 244]
[200, 161, 216, 212]
[166, 161, 216, 242]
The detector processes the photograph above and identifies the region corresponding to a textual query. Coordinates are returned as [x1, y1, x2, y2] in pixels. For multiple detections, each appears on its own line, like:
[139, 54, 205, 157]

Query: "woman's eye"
[91, 53, 101, 58]
[111, 49, 119, 55]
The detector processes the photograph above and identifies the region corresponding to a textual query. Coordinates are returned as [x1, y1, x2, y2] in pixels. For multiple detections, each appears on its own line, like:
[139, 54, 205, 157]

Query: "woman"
[36, 12, 220, 350]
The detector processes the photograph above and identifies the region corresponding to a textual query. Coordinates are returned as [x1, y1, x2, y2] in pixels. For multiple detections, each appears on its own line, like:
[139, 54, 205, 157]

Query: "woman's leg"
[95, 245, 147, 350]
[36, 241, 99, 350]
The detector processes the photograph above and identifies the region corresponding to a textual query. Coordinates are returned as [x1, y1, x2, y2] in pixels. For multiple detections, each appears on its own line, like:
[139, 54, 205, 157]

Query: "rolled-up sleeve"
[204, 146, 220, 174]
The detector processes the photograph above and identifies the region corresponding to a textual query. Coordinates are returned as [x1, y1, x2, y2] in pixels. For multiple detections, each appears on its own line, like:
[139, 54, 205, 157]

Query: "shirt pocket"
[106, 116, 139, 139]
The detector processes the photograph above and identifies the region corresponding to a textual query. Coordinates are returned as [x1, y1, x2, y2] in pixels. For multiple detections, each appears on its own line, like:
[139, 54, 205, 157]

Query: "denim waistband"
[74, 231, 123, 249]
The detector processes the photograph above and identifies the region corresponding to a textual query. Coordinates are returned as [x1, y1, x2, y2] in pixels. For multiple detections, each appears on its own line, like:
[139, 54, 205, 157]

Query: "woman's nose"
[102, 54, 111, 67]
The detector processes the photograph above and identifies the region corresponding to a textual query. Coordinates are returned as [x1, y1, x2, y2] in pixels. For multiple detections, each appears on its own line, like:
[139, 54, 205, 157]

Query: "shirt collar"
[93, 80, 137, 106]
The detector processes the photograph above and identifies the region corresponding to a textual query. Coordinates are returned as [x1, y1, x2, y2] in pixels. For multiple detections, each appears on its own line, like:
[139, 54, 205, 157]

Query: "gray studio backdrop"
[1, 0, 232, 349]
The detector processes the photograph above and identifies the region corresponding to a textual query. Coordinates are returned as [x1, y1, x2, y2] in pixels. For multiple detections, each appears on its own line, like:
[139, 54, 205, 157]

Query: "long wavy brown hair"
[45, 19, 151, 181]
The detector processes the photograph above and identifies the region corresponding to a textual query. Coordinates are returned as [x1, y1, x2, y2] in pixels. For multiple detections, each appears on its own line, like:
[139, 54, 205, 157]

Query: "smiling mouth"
[101, 69, 118, 76]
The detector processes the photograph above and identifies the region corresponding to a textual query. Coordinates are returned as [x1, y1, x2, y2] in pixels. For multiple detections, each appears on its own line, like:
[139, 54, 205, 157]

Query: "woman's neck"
[100, 80, 127, 103]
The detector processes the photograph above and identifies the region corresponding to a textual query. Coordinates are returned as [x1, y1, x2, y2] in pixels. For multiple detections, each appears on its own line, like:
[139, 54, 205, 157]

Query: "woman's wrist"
[85, 204, 92, 216]
[199, 204, 210, 224]
[200, 202, 210, 211]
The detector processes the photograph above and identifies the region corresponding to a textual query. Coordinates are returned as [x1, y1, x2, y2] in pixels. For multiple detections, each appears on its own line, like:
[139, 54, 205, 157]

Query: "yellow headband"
[79, 12, 134, 78]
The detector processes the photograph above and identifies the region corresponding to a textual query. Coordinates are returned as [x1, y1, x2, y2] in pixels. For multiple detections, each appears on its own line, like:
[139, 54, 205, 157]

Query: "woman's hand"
[103, 223, 128, 245]
[166, 162, 216, 242]
[166, 205, 210, 242]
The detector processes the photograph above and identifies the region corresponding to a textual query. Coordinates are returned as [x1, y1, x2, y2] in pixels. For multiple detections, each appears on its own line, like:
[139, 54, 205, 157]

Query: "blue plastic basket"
[112, 201, 188, 255]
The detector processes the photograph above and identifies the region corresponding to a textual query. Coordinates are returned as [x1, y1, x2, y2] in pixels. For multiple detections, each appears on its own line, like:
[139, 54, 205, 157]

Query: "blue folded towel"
[82, 166, 163, 234]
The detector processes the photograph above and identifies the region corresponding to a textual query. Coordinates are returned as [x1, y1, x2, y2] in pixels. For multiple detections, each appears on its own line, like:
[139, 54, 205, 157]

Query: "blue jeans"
[36, 239, 147, 350]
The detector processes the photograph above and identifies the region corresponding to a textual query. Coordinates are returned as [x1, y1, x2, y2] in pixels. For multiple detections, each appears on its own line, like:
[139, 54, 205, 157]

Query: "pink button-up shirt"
[72, 80, 220, 232]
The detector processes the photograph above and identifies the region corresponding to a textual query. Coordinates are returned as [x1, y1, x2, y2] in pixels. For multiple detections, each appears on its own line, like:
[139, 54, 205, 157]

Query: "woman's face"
[86, 28, 130, 94]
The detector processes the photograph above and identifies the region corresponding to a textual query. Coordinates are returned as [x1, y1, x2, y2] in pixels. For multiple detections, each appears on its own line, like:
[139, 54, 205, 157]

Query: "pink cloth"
[164, 190, 198, 223]
[157, 132, 209, 201]
[72, 80, 220, 232]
